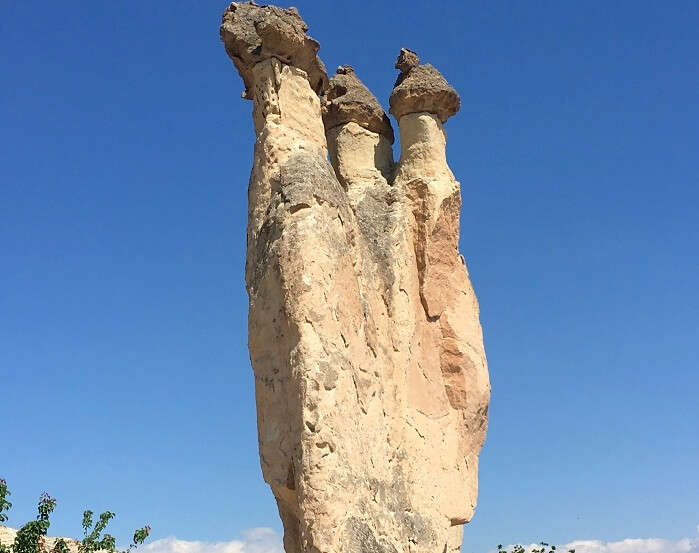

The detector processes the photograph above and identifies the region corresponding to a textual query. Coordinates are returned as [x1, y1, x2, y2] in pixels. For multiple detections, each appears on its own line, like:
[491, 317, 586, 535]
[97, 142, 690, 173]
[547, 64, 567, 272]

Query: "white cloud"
[139, 528, 282, 553]
[563, 537, 699, 553]
[497, 536, 699, 553]
[140, 528, 699, 553]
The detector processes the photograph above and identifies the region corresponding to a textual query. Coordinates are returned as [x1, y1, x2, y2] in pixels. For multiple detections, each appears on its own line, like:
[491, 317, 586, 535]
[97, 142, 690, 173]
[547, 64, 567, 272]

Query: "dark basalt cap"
[389, 48, 460, 122]
[321, 66, 394, 143]
[220, 1, 328, 99]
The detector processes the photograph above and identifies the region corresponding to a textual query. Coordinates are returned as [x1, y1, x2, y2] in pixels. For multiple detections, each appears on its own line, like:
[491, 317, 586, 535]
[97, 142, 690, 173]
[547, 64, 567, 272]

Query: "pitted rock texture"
[220, 1, 328, 98]
[390, 49, 460, 123]
[322, 66, 394, 143]
[220, 5, 489, 553]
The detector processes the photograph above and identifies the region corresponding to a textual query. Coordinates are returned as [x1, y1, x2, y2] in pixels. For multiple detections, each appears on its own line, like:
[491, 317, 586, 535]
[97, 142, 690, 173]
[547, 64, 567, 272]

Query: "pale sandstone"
[220, 4, 490, 553]
[0, 526, 80, 553]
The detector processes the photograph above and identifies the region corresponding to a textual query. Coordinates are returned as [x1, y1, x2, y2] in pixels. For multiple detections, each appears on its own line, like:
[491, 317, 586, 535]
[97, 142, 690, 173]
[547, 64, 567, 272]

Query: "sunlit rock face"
[220, 5, 490, 553]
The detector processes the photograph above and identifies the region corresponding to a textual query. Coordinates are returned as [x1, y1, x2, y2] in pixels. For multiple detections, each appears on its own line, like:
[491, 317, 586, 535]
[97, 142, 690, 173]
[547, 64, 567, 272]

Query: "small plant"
[0, 479, 149, 553]
[0, 480, 11, 523]
[497, 542, 575, 553]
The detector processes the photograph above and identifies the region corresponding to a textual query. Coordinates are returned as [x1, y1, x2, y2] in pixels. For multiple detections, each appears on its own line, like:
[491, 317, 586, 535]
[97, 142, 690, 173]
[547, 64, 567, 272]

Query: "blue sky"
[1, 2, 698, 553]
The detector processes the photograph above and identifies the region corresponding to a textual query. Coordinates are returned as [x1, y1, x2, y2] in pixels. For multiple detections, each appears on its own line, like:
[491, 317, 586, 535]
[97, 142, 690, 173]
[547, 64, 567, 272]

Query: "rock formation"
[220, 4, 490, 553]
[0, 526, 80, 553]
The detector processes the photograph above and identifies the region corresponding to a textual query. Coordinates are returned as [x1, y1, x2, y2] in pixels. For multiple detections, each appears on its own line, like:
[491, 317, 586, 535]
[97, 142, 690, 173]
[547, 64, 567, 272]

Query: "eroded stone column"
[220, 5, 490, 553]
[390, 49, 490, 542]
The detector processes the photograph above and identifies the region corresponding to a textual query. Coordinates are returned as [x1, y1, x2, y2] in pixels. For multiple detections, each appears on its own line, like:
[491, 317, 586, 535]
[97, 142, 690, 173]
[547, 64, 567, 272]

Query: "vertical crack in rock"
[220, 5, 490, 553]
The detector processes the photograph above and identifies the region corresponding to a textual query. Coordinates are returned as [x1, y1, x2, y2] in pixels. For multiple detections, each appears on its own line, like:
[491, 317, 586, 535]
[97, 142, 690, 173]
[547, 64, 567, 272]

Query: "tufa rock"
[0, 527, 80, 553]
[321, 66, 394, 143]
[220, 2, 328, 98]
[390, 48, 460, 122]
[220, 6, 489, 553]
[394, 47, 419, 74]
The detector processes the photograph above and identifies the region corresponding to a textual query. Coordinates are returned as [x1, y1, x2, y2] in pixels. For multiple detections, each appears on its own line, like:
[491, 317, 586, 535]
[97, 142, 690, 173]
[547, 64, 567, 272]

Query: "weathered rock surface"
[220, 1, 328, 98]
[0, 526, 80, 553]
[220, 4, 490, 553]
[389, 49, 460, 123]
[322, 66, 394, 143]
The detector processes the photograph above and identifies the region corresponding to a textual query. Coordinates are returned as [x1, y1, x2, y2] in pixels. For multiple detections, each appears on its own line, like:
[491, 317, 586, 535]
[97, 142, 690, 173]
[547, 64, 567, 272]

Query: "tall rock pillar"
[220, 5, 490, 553]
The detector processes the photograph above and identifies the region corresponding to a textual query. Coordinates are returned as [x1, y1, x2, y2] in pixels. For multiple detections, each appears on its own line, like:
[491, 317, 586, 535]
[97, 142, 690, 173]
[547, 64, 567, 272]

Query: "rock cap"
[321, 66, 394, 143]
[220, 1, 328, 99]
[395, 47, 419, 74]
[389, 48, 460, 123]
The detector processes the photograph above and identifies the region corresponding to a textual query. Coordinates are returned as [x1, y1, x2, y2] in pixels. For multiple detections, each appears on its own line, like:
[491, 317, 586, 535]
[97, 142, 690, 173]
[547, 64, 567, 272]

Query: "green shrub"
[0, 479, 149, 553]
